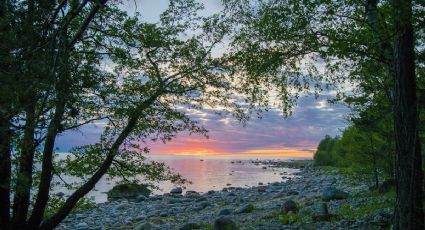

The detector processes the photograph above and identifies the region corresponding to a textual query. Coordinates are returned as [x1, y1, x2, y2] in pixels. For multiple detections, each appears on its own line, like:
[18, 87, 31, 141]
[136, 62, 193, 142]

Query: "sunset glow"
[147, 136, 315, 158]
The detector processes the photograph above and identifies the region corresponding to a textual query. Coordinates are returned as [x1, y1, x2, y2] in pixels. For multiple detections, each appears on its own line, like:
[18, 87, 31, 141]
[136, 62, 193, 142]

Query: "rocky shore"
[56, 161, 394, 230]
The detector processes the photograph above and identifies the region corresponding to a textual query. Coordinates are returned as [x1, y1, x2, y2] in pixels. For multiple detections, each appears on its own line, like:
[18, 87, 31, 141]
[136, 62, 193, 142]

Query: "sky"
[55, 0, 350, 158]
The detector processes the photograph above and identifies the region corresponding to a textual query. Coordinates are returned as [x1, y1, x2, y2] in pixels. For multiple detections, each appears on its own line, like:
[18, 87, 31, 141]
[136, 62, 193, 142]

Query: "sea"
[54, 154, 309, 203]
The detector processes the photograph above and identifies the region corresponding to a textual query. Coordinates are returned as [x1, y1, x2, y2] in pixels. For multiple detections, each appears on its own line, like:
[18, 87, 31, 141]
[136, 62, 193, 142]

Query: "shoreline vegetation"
[56, 160, 395, 230]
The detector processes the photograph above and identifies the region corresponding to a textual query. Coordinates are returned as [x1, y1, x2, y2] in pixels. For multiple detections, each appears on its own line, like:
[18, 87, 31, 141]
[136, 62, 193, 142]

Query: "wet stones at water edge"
[107, 183, 151, 201]
[170, 187, 183, 194]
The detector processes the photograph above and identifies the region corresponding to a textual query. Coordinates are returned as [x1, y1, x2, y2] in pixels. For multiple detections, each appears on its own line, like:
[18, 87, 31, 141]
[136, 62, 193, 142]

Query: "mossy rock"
[107, 183, 151, 201]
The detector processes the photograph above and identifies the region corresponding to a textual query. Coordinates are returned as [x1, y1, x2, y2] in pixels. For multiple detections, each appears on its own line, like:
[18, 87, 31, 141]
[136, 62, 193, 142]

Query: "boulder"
[107, 183, 151, 201]
[170, 187, 183, 194]
[321, 187, 349, 201]
[312, 203, 334, 221]
[213, 216, 237, 230]
[281, 199, 298, 214]
[235, 203, 254, 214]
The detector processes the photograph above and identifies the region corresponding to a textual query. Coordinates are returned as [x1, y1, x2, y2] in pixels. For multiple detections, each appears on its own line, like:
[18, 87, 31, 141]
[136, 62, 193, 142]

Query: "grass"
[278, 212, 302, 224]
[336, 189, 395, 221]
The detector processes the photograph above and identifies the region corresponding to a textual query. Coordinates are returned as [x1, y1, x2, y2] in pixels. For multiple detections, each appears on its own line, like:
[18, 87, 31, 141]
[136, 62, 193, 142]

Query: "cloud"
[55, 1, 350, 157]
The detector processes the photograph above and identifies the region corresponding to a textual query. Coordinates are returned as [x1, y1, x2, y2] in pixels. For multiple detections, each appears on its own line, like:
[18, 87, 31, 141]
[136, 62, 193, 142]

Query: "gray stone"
[134, 215, 147, 222]
[75, 222, 89, 230]
[170, 187, 183, 194]
[235, 203, 254, 214]
[321, 187, 349, 201]
[217, 208, 233, 216]
[199, 201, 211, 208]
[281, 199, 298, 214]
[213, 216, 237, 230]
[56, 192, 65, 197]
[312, 203, 333, 221]
[115, 203, 131, 210]
[107, 183, 151, 201]
[287, 190, 299, 196]
[136, 194, 148, 202]
[133, 222, 153, 230]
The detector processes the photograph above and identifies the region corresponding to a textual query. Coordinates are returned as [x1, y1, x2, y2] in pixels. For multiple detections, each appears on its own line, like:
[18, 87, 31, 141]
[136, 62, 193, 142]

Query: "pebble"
[55, 162, 383, 230]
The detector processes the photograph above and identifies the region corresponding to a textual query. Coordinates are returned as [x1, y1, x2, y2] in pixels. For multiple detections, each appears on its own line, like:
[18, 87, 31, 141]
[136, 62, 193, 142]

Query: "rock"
[235, 203, 254, 214]
[207, 190, 215, 195]
[75, 222, 89, 230]
[180, 222, 202, 230]
[196, 197, 207, 202]
[281, 199, 298, 214]
[258, 182, 264, 185]
[170, 187, 183, 194]
[136, 194, 148, 202]
[218, 208, 233, 216]
[134, 215, 147, 222]
[287, 190, 299, 196]
[213, 216, 237, 230]
[115, 203, 131, 210]
[321, 187, 349, 201]
[199, 201, 211, 209]
[56, 192, 65, 197]
[133, 222, 153, 230]
[186, 190, 200, 196]
[107, 183, 151, 201]
[312, 203, 334, 221]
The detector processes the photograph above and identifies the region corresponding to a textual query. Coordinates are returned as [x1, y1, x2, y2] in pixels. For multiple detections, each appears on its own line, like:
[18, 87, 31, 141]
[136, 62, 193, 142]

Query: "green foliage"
[278, 212, 302, 225]
[313, 135, 340, 166]
[313, 99, 397, 185]
[336, 190, 395, 221]
[44, 196, 95, 220]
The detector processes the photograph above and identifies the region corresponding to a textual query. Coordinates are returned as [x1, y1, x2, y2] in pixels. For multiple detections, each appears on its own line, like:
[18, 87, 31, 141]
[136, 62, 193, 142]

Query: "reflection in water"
[57, 155, 302, 203]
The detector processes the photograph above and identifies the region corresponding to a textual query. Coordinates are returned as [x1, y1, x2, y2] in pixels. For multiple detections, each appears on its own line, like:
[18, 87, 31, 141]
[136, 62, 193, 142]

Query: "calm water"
[55, 154, 304, 203]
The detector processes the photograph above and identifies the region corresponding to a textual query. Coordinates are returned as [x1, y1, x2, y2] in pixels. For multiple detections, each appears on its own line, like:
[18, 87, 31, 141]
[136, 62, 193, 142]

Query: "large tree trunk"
[0, 116, 12, 230]
[0, 0, 12, 229]
[392, 0, 424, 229]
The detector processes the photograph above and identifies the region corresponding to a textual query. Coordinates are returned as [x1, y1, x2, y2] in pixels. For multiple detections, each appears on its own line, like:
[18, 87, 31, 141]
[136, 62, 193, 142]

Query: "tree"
[224, 0, 424, 228]
[0, 1, 272, 229]
[391, 0, 423, 228]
